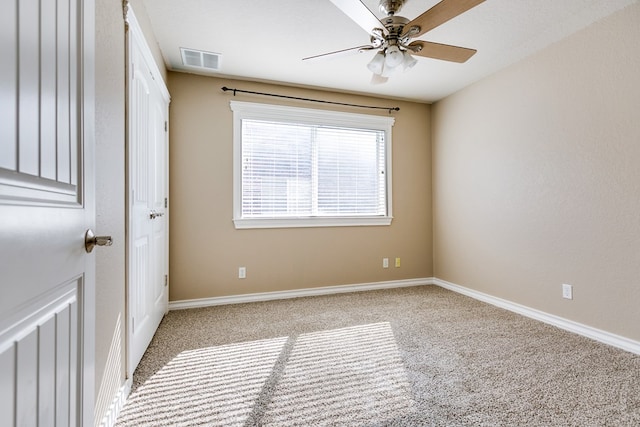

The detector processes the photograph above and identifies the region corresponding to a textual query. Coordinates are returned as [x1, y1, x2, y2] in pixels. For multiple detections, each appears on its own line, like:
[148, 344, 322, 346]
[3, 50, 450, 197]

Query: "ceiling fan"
[305, 0, 485, 83]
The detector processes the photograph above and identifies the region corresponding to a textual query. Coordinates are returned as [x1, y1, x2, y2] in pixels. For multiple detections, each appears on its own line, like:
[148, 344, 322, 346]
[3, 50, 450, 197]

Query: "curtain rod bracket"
[221, 86, 400, 112]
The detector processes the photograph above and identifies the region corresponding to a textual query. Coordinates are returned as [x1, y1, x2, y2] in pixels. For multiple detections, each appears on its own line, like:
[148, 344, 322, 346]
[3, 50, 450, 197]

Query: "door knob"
[85, 229, 113, 253]
[149, 210, 165, 219]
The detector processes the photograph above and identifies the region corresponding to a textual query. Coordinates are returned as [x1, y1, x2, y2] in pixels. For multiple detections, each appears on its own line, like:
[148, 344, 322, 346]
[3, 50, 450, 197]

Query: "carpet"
[115, 286, 640, 426]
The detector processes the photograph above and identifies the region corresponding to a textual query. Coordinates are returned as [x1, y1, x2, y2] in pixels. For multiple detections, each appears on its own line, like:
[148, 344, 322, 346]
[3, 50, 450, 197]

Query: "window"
[231, 101, 394, 229]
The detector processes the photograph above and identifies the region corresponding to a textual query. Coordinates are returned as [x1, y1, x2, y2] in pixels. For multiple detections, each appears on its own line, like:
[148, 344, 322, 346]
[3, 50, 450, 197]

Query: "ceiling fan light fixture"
[380, 61, 401, 78]
[367, 51, 386, 75]
[384, 45, 404, 68]
[402, 51, 418, 70]
[380, 64, 394, 78]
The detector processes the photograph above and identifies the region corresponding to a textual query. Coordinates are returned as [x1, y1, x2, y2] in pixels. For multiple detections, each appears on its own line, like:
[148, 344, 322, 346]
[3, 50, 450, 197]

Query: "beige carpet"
[115, 286, 640, 426]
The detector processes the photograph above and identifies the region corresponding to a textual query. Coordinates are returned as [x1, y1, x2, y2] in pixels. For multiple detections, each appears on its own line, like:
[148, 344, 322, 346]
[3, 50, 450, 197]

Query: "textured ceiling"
[140, 0, 636, 103]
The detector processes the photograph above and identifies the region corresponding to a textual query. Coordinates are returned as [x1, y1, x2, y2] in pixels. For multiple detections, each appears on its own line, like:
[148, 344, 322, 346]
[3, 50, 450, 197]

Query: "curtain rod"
[221, 86, 400, 113]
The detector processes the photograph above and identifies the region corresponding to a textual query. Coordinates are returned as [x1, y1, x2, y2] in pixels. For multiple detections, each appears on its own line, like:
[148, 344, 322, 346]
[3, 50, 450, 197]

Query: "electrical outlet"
[395, 257, 401, 268]
[383, 258, 389, 268]
[238, 267, 246, 279]
[562, 283, 572, 300]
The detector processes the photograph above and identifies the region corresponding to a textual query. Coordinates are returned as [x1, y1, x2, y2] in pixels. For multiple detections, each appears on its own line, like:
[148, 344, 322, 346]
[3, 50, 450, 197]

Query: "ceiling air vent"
[180, 48, 221, 71]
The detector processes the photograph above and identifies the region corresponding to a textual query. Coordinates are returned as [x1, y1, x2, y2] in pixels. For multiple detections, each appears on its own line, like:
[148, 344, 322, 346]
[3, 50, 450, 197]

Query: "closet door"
[127, 8, 170, 375]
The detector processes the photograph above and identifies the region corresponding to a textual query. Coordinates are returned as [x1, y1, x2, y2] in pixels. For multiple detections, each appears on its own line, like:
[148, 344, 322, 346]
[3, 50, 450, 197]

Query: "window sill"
[233, 216, 393, 229]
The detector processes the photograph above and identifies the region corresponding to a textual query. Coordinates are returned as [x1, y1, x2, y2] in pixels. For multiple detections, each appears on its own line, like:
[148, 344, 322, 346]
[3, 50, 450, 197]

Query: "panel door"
[127, 10, 169, 374]
[0, 0, 95, 426]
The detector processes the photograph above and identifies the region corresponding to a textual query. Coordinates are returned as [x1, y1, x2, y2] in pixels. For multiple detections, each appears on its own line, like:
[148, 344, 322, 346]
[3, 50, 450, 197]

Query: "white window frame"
[231, 101, 394, 229]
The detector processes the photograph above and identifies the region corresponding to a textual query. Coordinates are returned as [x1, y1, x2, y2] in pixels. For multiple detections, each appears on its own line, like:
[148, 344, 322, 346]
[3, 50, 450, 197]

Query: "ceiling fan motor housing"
[382, 15, 410, 45]
[379, 0, 406, 15]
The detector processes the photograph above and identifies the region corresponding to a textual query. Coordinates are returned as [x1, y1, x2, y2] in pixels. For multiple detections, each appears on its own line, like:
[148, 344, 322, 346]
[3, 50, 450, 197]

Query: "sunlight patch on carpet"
[116, 322, 416, 426]
[262, 322, 416, 426]
[116, 337, 288, 426]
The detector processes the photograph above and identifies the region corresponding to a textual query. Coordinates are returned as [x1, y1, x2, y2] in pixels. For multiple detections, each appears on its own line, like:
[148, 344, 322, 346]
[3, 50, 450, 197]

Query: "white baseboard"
[433, 278, 640, 356]
[98, 378, 132, 427]
[168, 276, 639, 356]
[169, 278, 435, 310]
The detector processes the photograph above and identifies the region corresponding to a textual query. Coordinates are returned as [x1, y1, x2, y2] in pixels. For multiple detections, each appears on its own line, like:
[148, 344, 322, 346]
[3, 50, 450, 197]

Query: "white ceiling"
[140, 0, 636, 103]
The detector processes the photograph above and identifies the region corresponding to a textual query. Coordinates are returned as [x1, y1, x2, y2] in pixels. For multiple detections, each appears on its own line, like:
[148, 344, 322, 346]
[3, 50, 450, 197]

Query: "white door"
[127, 9, 170, 374]
[0, 0, 96, 426]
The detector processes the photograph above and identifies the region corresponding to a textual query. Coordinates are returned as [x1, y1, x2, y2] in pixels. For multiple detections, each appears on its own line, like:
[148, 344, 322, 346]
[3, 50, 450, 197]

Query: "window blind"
[241, 119, 387, 218]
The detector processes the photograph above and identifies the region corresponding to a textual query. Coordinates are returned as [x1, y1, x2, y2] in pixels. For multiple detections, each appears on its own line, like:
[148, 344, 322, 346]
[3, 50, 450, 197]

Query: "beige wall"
[168, 73, 433, 301]
[432, 3, 640, 341]
[94, 0, 126, 424]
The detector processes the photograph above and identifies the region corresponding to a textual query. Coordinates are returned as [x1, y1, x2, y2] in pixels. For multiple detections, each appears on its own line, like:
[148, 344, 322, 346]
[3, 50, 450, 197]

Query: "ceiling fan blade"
[409, 41, 477, 63]
[303, 45, 376, 61]
[404, 0, 485, 38]
[329, 0, 389, 36]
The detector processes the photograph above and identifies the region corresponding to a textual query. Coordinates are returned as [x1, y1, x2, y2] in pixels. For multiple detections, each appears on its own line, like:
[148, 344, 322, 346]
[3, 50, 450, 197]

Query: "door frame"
[124, 6, 170, 378]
